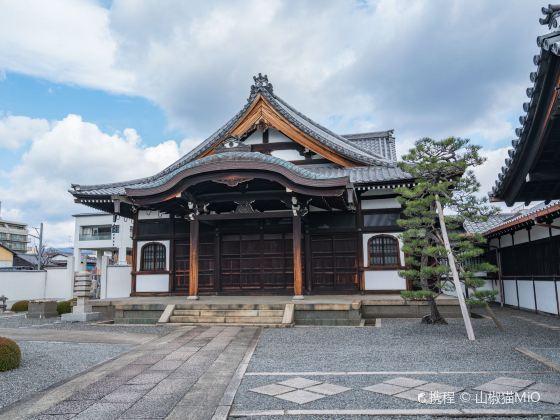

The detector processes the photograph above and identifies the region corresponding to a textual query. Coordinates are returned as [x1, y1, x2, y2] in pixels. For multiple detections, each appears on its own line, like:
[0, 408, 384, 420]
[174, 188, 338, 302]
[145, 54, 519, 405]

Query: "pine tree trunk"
[422, 295, 448, 324]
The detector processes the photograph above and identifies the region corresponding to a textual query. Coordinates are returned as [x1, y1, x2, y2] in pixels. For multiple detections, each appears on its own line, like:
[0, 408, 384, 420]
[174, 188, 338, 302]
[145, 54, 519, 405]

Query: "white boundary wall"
[0, 257, 133, 303]
[0, 267, 73, 303]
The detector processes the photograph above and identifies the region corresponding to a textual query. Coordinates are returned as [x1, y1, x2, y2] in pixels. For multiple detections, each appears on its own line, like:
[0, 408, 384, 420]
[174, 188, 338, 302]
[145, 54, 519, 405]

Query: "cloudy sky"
[0, 0, 545, 247]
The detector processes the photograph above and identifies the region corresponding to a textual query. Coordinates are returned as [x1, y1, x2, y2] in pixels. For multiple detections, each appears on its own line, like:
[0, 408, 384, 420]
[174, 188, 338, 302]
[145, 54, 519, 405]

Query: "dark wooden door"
[220, 232, 293, 293]
[198, 232, 216, 292]
[173, 240, 189, 291]
[310, 233, 359, 292]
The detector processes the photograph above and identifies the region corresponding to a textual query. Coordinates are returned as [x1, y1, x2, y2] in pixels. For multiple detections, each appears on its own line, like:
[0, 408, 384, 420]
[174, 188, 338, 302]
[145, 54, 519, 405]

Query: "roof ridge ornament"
[540, 4, 560, 29]
[250, 73, 273, 98]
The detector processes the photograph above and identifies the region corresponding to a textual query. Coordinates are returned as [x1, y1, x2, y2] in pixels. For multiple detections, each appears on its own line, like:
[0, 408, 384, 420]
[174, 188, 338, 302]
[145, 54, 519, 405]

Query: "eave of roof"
[490, 7, 560, 204]
[483, 200, 560, 237]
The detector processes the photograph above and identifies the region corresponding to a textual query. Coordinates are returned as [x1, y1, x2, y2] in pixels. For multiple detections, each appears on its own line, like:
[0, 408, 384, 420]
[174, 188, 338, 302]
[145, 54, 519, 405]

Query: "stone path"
[0, 326, 260, 420]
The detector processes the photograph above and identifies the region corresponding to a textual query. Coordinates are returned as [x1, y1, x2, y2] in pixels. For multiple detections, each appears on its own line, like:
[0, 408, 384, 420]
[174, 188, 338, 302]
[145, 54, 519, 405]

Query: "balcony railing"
[79, 233, 112, 241]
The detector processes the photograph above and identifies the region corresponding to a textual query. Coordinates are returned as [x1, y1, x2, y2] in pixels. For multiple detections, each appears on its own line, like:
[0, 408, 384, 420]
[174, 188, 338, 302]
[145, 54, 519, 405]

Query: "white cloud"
[0, 114, 183, 246]
[473, 146, 509, 200]
[0, 115, 50, 149]
[0, 0, 134, 93]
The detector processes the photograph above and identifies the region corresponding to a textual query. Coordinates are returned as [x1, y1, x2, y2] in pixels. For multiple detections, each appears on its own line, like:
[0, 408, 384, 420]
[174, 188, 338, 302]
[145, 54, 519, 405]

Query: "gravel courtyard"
[232, 307, 560, 417]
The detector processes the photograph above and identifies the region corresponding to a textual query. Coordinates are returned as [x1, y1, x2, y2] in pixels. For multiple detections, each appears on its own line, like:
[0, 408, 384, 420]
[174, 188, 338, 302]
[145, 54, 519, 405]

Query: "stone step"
[168, 322, 291, 328]
[169, 315, 226, 323]
[295, 318, 364, 326]
[172, 309, 285, 317]
[168, 315, 284, 324]
[224, 316, 283, 324]
[174, 303, 286, 311]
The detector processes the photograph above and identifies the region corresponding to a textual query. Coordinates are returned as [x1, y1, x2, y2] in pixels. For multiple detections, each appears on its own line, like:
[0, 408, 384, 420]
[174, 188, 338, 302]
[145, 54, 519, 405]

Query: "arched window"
[368, 235, 400, 269]
[141, 242, 166, 272]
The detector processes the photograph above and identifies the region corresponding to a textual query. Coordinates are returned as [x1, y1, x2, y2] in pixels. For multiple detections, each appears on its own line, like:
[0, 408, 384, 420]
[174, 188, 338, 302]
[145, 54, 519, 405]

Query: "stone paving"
[0, 325, 260, 420]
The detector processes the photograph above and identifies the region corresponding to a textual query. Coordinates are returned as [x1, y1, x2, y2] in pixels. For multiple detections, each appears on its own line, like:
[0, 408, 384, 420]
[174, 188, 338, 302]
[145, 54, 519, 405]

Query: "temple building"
[69, 74, 413, 298]
[484, 6, 560, 316]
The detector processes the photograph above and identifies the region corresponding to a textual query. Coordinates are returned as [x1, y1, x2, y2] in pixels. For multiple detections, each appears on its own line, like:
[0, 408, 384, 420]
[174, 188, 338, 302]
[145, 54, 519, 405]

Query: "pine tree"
[396, 137, 499, 326]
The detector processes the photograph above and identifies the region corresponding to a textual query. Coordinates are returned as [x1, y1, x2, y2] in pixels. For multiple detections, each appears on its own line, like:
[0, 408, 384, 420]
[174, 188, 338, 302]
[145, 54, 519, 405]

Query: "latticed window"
[141, 243, 166, 271]
[368, 235, 400, 268]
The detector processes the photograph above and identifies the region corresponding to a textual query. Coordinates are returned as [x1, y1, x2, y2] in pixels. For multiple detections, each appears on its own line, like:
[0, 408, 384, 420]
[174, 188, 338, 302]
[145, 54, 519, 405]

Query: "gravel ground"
[0, 313, 174, 336]
[233, 307, 560, 414]
[527, 347, 560, 365]
[0, 341, 131, 409]
[0, 313, 60, 328]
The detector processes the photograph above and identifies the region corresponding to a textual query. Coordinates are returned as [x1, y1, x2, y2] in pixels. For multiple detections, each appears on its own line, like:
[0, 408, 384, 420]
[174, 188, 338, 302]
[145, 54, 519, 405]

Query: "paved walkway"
[1, 326, 260, 420]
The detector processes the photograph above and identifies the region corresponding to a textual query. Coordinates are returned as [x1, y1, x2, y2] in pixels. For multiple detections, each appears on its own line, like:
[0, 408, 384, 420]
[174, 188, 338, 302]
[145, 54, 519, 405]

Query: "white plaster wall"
[362, 232, 406, 290]
[517, 280, 535, 311]
[268, 128, 290, 143]
[243, 131, 262, 145]
[500, 235, 513, 247]
[0, 261, 12, 268]
[136, 240, 170, 271]
[136, 274, 169, 292]
[364, 270, 406, 290]
[361, 198, 400, 210]
[105, 265, 132, 298]
[530, 225, 553, 241]
[503, 281, 518, 307]
[534, 281, 558, 315]
[0, 268, 72, 303]
[44, 267, 72, 299]
[270, 149, 302, 161]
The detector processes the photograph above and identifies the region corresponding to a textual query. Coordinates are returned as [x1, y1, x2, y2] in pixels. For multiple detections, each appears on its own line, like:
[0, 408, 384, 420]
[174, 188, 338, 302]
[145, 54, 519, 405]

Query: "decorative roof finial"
[540, 4, 560, 28]
[250, 73, 273, 97]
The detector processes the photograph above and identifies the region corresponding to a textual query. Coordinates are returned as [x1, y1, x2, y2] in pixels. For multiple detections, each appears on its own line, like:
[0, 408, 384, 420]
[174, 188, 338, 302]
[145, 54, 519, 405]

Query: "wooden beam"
[293, 214, 304, 299]
[188, 218, 199, 299]
[202, 95, 359, 167]
[198, 210, 292, 221]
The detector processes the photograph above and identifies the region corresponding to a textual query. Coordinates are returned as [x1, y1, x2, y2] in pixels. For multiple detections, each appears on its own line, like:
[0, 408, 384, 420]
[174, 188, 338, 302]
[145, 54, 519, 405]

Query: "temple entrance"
[220, 232, 293, 293]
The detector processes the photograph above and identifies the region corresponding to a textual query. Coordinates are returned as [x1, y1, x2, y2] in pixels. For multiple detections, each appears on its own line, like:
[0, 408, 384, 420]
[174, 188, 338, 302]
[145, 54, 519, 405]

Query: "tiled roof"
[71, 152, 340, 196]
[71, 75, 408, 198]
[308, 166, 412, 184]
[490, 6, 560, 200]
[342, 130, 397, 161]
[463, 214, 519, 234]
[471, 200, 560, 236]
[177, 79, 395, 168]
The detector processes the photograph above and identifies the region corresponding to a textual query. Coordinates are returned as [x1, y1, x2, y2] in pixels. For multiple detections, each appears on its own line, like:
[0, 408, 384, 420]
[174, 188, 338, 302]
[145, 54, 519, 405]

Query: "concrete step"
[168, 314, 284, 324]
[169, 315, 226, 323]
[225, 316, 283, 324]
[172, 309, 285, 317]
[167, 322, 291, 328]
[174, 303, 286, 311]
[295, 318, 364, 326]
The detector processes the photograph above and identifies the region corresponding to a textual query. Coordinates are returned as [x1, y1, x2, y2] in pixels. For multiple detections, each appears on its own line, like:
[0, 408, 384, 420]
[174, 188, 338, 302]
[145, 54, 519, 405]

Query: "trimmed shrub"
[11, 300, 29, 312]
[0, 337, 21, 371]
[56, 300, 73, 315]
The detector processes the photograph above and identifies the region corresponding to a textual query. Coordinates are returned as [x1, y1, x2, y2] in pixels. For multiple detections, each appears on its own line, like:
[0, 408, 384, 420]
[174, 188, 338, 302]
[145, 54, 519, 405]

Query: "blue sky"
[0, 0, 547, 246]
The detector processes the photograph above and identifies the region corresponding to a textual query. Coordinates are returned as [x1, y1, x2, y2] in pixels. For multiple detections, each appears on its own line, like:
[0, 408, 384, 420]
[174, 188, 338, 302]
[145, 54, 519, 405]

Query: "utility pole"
[434, 194, 475, 341]
[37, 222, 43, 270]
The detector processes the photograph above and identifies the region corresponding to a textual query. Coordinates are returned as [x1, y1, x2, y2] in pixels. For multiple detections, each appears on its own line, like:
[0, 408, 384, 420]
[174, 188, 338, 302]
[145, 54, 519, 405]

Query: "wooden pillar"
[293, 214, 304, 299]
[131, 212, 138, 296]
[188, 218, 199, 300]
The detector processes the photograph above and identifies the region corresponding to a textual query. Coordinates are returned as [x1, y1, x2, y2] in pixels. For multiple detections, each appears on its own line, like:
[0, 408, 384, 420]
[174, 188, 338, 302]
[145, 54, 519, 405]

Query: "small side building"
[73, 213, 133, 271]
[0, 244, 15, 268]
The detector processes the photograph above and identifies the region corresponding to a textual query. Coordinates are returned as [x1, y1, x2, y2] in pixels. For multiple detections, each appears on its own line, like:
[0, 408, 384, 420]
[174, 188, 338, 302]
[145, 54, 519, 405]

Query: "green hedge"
[56, 300, 73, 315]
[11, 300, 29, 312]
[0, 337, 21, 371]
